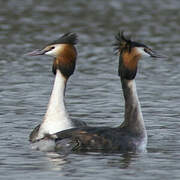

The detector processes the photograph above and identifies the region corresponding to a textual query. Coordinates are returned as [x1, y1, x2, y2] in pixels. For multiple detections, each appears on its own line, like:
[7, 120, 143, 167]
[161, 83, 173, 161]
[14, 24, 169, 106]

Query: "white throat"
[38, 70, 74, 139]
[126, 80, 145, 127]
[136, 47, 150, 57]
[121, 79, 147, 140]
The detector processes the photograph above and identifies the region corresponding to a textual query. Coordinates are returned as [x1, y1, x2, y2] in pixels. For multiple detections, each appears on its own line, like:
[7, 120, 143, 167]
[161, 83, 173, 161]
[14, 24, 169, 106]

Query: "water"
[0, 0, 180, 179]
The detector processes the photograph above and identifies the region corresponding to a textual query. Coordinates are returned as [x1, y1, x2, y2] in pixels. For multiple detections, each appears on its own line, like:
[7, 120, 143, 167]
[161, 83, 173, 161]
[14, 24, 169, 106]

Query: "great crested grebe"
[27, 33, 86, 143]
[39, 31, 165, 153]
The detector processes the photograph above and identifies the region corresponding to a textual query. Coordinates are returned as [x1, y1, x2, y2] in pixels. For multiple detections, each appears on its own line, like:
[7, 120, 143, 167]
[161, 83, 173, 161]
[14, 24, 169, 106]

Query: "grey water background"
[0, 0, 180, 179]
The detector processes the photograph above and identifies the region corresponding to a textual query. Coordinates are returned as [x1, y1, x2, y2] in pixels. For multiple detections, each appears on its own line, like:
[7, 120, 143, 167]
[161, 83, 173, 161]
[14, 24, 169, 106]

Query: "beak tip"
[25, 49, 44, 56]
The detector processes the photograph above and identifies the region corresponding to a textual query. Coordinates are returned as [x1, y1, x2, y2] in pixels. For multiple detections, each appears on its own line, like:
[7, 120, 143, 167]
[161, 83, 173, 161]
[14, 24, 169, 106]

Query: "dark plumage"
[114, 31, 147, 54]
[50, 126, 144, 152]
[48, 33, 78, 46]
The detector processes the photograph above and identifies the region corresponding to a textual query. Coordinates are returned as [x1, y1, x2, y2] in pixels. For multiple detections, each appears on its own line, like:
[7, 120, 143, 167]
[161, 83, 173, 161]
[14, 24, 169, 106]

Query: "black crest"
[114, 31, 132, 54]
[114, 31, 146, 54]
[49, 33, 78, 45]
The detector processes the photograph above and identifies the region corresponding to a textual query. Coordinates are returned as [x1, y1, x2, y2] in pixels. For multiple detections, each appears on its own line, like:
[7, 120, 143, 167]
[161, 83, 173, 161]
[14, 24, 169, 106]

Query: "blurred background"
[0, 0, 180, 179]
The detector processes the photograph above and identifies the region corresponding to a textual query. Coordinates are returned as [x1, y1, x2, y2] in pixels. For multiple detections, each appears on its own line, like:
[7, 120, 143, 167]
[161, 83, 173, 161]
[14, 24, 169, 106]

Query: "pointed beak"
[145, 48, 167, 58]
[26, 49, 46, 56]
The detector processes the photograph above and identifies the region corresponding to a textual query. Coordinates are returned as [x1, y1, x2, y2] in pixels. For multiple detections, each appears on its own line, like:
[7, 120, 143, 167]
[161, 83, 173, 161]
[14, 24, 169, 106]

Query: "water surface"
[0, 0, 180, 179]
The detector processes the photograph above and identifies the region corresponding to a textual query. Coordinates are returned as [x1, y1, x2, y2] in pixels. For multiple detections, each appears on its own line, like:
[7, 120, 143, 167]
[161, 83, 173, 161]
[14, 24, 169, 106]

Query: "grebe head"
[27, 33, 78, 78]
[114, 31, 165, 80]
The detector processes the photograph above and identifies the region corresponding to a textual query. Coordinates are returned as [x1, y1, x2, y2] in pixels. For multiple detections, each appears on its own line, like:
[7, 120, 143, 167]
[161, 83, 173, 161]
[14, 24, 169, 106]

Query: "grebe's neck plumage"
[28, 33, 86, 142]
[38, 69, 73, 138]
[120, 78, 146, 137]
[117, 50, 146, 138]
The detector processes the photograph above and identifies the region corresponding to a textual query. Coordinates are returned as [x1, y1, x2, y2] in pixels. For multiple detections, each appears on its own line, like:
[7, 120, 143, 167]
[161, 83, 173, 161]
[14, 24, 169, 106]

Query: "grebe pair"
[28, 32, 164, 152]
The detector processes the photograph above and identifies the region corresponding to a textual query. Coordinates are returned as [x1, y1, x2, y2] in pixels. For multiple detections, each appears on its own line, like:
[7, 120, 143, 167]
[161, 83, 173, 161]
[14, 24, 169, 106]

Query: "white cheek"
[136, 47, 150, 57]
[45, 48, 58, 57]
[45, 45, 63, 57]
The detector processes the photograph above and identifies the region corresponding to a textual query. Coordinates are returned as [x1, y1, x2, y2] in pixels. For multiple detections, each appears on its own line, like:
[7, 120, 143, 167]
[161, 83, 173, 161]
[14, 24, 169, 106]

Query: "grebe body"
[27, 33, 86, 143]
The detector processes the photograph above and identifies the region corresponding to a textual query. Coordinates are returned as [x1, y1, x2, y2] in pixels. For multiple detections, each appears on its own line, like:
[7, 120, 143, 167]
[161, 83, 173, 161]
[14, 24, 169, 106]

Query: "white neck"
[38, 70, 74, 138]
[121, 78, 147, 138]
